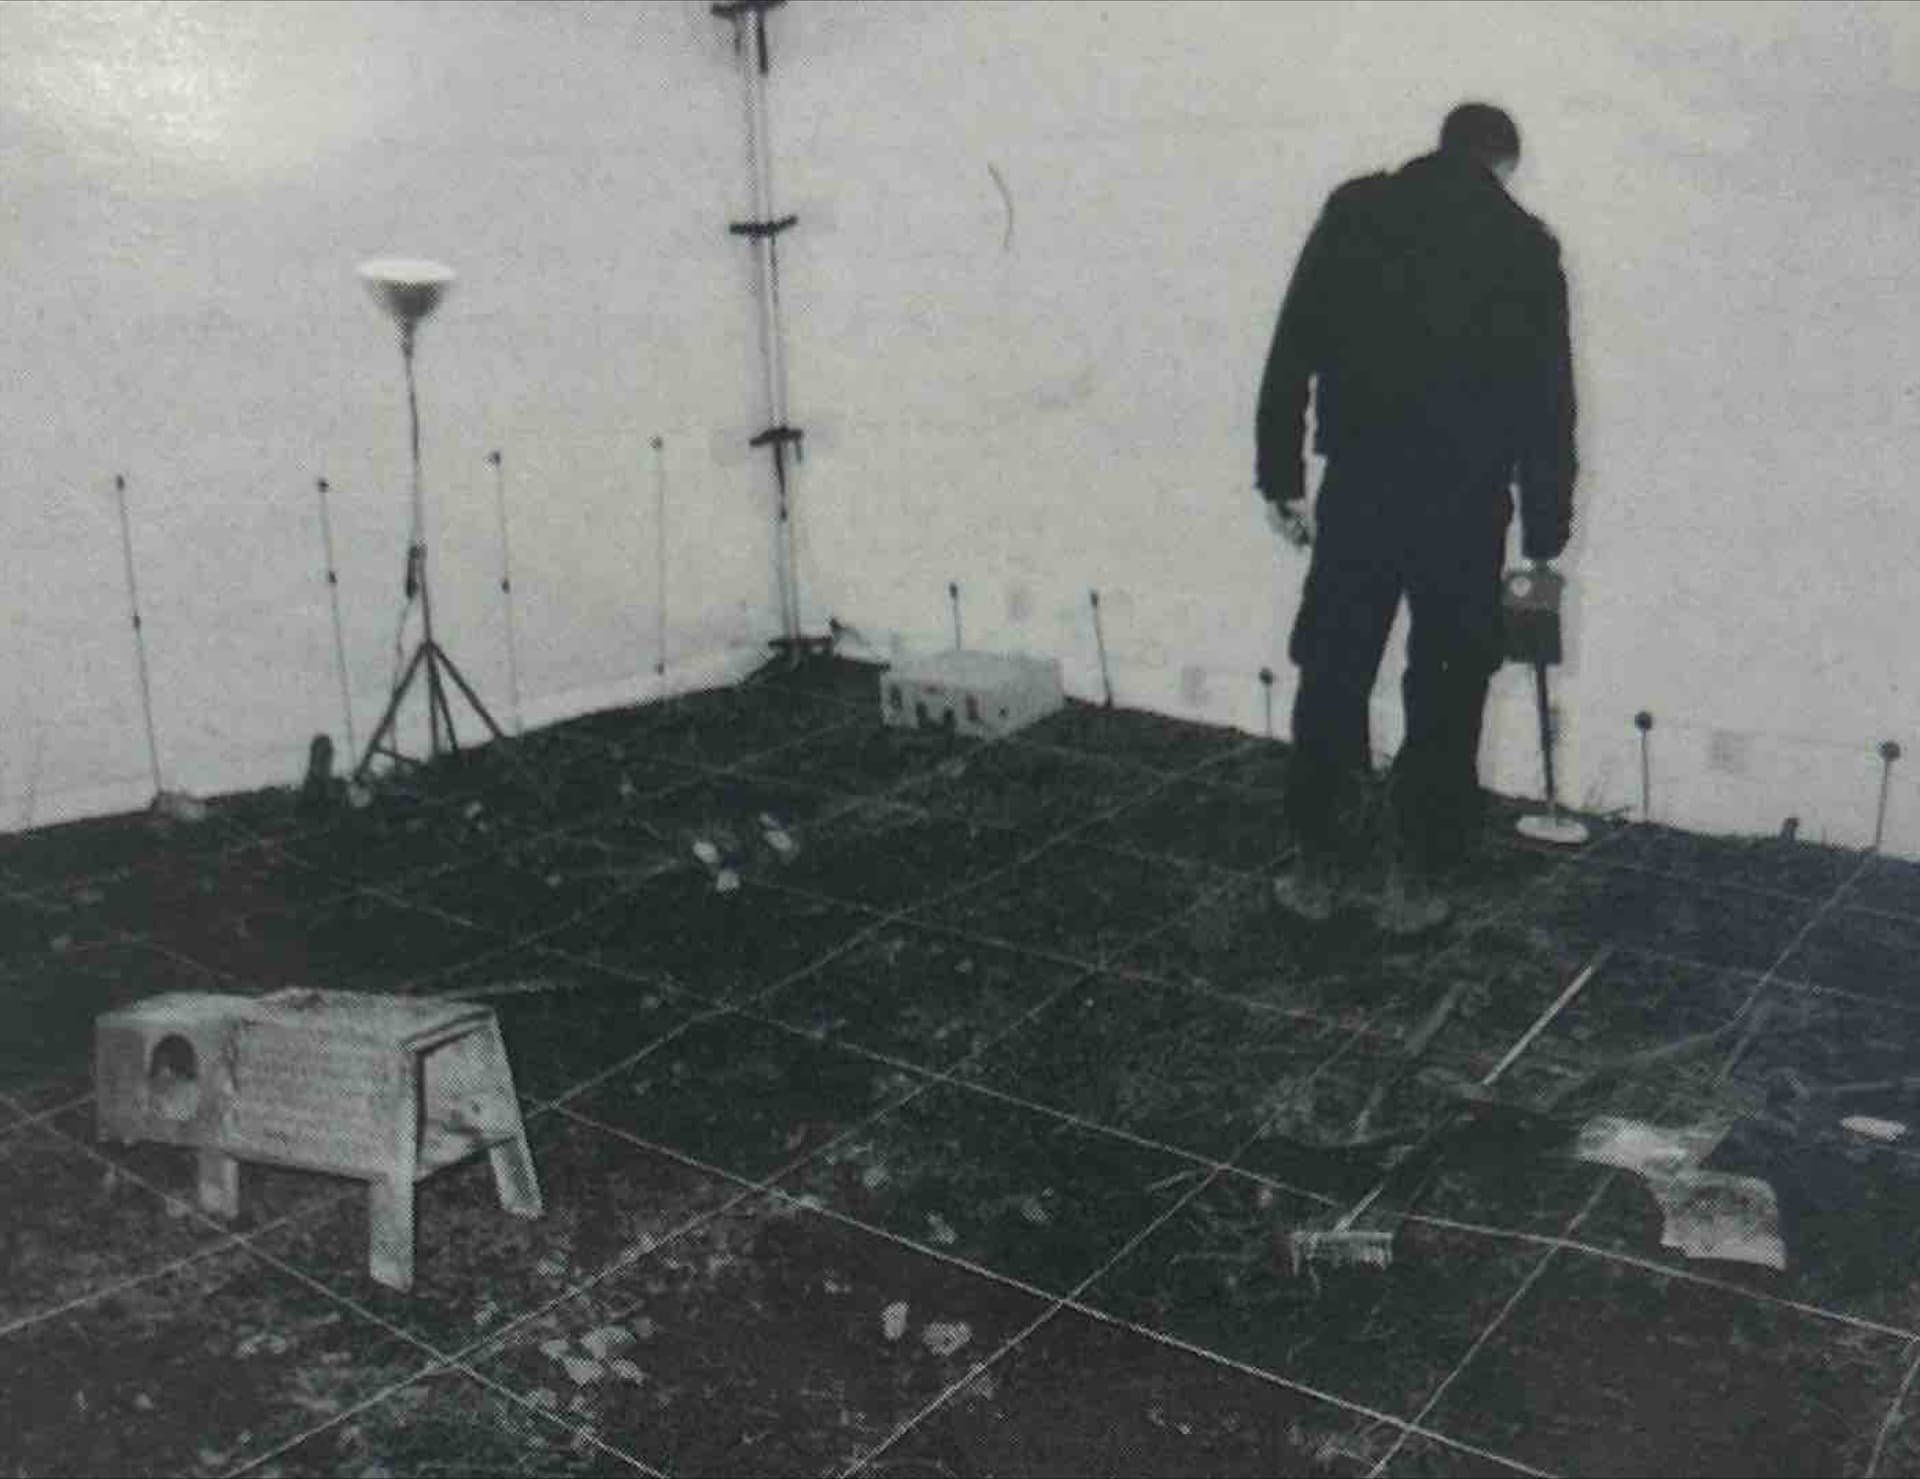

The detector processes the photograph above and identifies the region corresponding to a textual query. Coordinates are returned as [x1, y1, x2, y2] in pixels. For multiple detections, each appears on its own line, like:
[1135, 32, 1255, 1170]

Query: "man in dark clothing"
[1255, 102, 1577, 932]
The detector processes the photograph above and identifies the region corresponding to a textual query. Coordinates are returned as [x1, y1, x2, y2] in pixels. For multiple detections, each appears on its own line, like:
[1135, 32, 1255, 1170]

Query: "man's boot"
[1274, 849, 1341, 923]
[1376, 859, 1452, 936]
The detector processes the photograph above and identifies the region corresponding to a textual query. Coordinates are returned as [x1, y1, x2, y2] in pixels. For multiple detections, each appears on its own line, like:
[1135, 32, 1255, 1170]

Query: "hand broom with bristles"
[1288, 944, 1615, 1273]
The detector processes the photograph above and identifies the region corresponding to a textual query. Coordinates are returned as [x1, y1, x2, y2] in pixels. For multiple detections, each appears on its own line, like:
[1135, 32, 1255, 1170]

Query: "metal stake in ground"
[651, 436, 669, 677]
[313, 477, 358, 759]
[1089, 589, 1114, 707]
[1875, 740, 1902, 852]
[112, 474, 164, 800]
[487, 451, 524, 735]
[1259, 666, 1276, 739]
[948, 581, 963, 650]
[1635, 710, 1654, 823]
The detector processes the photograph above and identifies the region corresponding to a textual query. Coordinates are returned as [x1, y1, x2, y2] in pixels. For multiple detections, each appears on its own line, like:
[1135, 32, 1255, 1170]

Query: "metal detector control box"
[881, 650, 1065, 738]
[95, 988, 542, 1292]
[1502, 565, 1564, 667]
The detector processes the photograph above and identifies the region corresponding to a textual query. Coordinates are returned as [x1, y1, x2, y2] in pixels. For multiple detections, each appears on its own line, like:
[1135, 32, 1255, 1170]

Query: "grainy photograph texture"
[3, 3, 1920, 1477]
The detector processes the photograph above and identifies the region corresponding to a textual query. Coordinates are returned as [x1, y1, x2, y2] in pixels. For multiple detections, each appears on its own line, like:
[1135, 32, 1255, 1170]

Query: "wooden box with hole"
[880, 650, 1065, 738]
[94, 988, 542, 1291]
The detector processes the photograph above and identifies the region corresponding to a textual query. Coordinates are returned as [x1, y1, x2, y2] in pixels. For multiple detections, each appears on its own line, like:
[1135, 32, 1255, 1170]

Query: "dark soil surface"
[2, 655, 1916, 1477]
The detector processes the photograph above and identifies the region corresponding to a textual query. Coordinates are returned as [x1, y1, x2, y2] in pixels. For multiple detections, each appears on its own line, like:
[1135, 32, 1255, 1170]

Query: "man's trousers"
[1283, 457, 1511, 875]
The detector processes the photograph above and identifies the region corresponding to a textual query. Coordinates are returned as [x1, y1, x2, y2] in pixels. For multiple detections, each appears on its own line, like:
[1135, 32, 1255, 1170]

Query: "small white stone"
[1842, 1115, 1906, 1142]
[580, 1326, 634, 1361]
[881, 1301, 909, 1341]
[922, 1320, 972, 1357]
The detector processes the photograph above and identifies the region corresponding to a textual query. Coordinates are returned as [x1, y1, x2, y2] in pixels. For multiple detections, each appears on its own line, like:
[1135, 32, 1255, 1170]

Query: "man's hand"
[1264, 496, 1313, 549]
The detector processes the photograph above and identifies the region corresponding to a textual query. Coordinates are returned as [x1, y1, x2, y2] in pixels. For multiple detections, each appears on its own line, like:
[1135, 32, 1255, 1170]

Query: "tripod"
[354, 261, 507, 784]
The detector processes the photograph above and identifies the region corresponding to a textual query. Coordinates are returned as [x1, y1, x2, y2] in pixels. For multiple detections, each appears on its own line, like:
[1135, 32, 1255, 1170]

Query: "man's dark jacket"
[1255, 150, 1576, 559]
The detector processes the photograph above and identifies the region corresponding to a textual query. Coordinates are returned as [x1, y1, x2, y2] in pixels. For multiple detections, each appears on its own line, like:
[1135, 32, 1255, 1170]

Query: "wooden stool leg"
[368, 1175, 416, 1292]
[196, 1148, 240, 1220]
[479, 1019, 543, 1219]
[490, 1132, 544, 1219]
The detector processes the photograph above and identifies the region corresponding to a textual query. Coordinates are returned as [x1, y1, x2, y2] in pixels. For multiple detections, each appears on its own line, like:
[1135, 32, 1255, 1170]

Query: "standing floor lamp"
[354, 258, 508, 784]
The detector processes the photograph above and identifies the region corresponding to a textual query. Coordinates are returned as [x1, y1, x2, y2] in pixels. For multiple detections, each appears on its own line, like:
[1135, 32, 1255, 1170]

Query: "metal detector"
[1504, 562, 1588, 846]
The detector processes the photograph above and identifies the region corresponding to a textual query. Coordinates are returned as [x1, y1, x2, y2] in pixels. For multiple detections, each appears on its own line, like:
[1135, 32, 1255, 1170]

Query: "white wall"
[7, 1, 1920, 857]
[772, 0, 1920, 854]
[0, 0, 783, 829]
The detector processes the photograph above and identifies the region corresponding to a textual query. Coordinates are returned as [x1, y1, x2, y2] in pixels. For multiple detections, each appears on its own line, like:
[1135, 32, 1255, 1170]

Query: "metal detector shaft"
[1533, 662, 1558, 810]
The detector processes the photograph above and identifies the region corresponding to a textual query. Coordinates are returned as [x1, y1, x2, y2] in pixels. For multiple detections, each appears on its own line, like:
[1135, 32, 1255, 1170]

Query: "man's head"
[1440, 102, 1520, 182]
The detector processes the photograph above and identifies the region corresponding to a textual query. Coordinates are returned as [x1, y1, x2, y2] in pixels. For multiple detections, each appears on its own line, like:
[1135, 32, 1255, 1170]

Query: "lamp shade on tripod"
[357, 258, 456, 329]
[350, 253, 510, 782]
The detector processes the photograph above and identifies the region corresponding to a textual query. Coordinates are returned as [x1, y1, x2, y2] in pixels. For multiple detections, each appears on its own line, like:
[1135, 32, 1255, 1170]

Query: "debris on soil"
[149, 789, 209, 825]
[234, 1331, 290, 1359]
[922, 1320, 972, 1357]
[1841, 1115, 1907, 1142]
[926, 1213, 958, 1246]
[1647, 1171, 1786, 1270]
[580, 1325, 635, 1361]
[1573, 1116, 1732, 1176]
[448, 976, 577, 1002]
[881, 1301, 909, 1341]
[758, 811, 800, 862]
[1572, 1115, 1786, 1271]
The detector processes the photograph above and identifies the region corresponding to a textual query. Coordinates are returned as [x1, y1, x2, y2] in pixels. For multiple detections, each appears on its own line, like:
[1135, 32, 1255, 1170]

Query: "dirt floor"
[3, 654, 1920, 1477]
